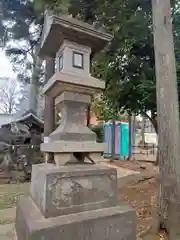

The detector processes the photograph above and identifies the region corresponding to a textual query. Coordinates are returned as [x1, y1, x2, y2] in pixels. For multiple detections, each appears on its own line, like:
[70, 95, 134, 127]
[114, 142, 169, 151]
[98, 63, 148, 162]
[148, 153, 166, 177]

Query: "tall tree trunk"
[152, 0, 180, 237]
[29, 51, 42, 114]
[128, 113, 132, 160]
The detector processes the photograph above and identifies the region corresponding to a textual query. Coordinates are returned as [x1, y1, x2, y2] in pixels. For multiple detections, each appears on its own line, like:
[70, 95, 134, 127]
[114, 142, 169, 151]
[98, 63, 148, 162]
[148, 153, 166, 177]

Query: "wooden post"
[110, 119, 116, 161]
[152, 0, 180, 237]
[44, 57, 55, 163]
[128, 113, 133, 160]
[141, 116, 146, 147]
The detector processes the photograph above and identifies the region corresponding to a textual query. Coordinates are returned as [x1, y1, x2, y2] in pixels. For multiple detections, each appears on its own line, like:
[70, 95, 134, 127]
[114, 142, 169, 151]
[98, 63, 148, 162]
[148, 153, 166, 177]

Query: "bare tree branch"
[0, 78, 23, 114]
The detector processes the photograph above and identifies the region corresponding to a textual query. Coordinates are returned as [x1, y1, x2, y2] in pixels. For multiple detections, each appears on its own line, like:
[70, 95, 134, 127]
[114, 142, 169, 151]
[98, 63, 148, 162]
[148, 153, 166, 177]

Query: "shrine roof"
[1, 111, 44, 130]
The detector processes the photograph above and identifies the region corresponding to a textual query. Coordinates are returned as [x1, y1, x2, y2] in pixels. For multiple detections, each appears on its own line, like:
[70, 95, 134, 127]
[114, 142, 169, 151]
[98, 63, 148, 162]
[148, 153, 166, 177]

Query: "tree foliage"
[92, 93, 128, 122]
[0, 0, 46, 116]
[34, 0, 157, 123]
[92, 0, 180, 132]
[0, 0, 44, 111]
[34, 0, 98, 23]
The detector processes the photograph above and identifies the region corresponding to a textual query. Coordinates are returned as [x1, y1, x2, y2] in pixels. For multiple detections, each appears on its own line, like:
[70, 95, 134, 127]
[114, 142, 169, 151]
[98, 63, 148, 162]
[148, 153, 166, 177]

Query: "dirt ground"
[120, 177, 158, 235]
[119, 176, 168, 240]
[111, 159, 158, 173]
[111, 160, 166, 239]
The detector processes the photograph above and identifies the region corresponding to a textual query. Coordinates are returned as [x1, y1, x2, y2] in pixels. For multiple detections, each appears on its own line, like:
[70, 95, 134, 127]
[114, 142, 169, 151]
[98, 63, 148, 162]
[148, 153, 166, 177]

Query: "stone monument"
[15, 12, 136, 240]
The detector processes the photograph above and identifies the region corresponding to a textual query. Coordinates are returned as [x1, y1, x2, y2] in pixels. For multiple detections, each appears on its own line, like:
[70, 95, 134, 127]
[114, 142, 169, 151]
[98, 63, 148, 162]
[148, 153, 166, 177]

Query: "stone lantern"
[40, 13, 112, 166]
[15, 12, 136, 240]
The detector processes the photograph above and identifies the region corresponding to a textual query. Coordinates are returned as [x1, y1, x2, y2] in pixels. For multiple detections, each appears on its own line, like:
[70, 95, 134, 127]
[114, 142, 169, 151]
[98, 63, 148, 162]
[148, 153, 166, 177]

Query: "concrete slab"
[101, 162, 140, 178]
[100, 162, 152, 188]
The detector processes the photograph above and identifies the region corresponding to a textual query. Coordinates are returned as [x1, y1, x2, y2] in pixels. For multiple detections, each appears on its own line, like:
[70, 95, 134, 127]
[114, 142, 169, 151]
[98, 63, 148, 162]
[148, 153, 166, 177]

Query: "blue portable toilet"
[120, 122, 129, 157]
[104, 121, 134, 159]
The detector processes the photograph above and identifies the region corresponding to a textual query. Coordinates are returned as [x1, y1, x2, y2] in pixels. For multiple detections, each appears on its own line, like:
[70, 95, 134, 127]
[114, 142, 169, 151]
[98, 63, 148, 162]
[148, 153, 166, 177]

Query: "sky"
[0, 50, 22, 114]
[0, 50, 14, 78]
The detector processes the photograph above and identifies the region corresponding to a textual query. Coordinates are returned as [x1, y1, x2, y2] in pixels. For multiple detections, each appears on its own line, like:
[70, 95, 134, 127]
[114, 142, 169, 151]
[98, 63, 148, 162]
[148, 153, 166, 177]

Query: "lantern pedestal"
[16, 164, 136, 240]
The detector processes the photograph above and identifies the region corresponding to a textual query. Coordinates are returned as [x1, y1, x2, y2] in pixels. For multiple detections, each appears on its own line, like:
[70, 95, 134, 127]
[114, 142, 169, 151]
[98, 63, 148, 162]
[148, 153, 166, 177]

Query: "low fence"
[0, 144, 43, 168]
[132, 144, 158, 162]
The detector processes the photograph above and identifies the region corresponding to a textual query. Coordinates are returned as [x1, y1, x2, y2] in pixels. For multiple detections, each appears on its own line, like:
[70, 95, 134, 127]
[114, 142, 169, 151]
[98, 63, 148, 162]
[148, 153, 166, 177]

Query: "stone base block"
[31, 164, 117, 218]
[15, 196, 136, 240]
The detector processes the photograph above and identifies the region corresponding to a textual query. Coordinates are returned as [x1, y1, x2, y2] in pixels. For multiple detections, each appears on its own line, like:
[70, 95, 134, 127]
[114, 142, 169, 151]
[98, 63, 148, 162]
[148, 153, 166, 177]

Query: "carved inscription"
[48, 174, 115, 209]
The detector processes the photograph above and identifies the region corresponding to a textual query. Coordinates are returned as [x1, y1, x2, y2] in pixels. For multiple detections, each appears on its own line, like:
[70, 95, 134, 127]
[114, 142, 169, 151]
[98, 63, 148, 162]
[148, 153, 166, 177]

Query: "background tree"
[0, 77, 24, 114]
[0, 0, 44, 114]
[98, 0, 180, 134]
[92, 93, 122, 122]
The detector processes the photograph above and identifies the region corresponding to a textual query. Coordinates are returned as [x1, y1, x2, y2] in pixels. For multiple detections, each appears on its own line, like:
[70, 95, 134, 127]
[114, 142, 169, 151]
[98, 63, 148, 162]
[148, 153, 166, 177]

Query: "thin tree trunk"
[128, 113, 132, 160]
[152, 119, 158, 135]
[142, 112, 158, 134]
[151, 118, 159, 165]
[152, 0, 180, 237]
[154, 147, 159, 165]
[141, 116, 146, 147]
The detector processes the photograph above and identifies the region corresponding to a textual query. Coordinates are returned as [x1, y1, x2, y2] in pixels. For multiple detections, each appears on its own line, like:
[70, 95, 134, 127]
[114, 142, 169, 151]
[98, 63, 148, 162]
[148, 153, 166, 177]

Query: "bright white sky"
[0, 49, 14, 78]
[0, 50, 21, 114]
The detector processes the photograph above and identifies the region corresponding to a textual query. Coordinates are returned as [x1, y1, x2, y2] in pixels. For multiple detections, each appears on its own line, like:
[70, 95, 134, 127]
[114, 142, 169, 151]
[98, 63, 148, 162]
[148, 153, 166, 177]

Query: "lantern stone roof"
[39, 13, 113, 58]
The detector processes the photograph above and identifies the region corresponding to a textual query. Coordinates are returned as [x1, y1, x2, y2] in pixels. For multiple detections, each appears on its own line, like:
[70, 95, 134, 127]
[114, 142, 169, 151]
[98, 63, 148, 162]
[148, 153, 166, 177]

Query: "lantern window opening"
[72, 51, 84, 69]
[59, 53, 63, 71]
